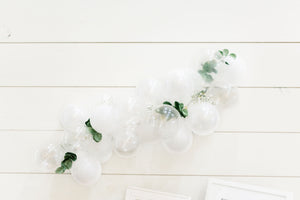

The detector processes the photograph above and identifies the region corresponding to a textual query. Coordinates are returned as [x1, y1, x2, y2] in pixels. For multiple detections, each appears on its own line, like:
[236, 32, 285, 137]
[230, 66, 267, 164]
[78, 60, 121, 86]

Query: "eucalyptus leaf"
[163, 101, 172, 106]
[64, 152, 77, 161]
[85, 119, 92, 127]
[223, 49, 229, 56]
[229, 53, 237, 59]
[55, 166, 66, 174]
[93, 133, 102, 143]
[181, 109, 188, 117]
[61, 158, 72, 169]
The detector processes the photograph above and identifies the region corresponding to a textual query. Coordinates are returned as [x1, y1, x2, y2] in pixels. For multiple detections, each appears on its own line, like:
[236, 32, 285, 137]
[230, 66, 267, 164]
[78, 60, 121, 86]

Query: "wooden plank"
[0, 87, 299, 132]
[0, 43, 299, 87]
[0, 174, 298, 200]
[0, 0, 299, 42]
[2, 131, 300, 176]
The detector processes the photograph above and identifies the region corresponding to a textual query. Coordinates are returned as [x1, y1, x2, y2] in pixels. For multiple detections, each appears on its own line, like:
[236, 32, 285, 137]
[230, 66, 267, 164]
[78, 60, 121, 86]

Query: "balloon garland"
[36, 49, 244, 186]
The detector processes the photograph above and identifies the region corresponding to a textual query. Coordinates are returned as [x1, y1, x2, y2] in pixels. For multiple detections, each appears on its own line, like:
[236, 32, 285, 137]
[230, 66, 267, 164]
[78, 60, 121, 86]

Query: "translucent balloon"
[136, 78, 167, 107]
[165, 68, 203, 103]
[62, 127, 90, 151]
[187, 102, 220, 136]
[90, 104, 117, 136]
[114, 119, 139, 157]
[71, 152, 102, 186]
[162, 121, 193, 153]
[152, 104, 181, 139]
[59, 105, 87, 133]
[35, 144, 64, 171]
[207, 81, 238, 107]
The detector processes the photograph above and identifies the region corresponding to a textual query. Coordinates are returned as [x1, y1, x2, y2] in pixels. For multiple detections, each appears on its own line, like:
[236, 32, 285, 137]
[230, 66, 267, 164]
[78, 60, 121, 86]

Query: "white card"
[205, 179, 293, 200]
[125, 187, 191, 200]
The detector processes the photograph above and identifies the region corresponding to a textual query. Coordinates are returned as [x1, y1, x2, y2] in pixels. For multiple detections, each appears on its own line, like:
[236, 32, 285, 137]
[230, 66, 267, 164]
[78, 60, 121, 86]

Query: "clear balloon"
[135, 78, 167, 107]
[59, 104, 87, 133]
[71, 152, 102, 186]
[187, 102, 220, 136]
[114, 119, 139, 157]
[35, 144, 64, 171]
[152, 104, 181, 139]
[207, 81, 238, 107]
[162, 121, 193, 153]
[165, 68, 203, 103]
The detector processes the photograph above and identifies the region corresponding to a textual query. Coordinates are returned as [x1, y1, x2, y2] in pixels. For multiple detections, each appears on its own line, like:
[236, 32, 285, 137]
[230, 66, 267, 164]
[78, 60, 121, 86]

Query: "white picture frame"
[125, 187, 191, 200]
[205, 179, 293, 200]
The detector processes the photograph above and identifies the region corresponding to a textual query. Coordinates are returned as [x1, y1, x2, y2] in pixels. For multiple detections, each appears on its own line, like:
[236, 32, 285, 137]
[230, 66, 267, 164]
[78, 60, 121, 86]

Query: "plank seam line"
[1, 172, 300, 178]
[0, 86, 298, 89]
[1, 42, 300, 44]
[1, 130, 300, 134]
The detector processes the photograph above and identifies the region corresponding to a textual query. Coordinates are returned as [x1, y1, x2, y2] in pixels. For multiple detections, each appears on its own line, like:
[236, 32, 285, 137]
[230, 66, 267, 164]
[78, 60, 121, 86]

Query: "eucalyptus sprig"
[217, 49, 237, 65]
[163, 101, 188, 118]
[85, 119, 102, 142]
[198, 49, 237, 83]
[55, 152, 77, 174]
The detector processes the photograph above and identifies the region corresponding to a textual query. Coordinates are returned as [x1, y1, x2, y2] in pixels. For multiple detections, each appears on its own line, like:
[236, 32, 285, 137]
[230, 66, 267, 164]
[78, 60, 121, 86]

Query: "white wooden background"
[1, 0, 300, 199]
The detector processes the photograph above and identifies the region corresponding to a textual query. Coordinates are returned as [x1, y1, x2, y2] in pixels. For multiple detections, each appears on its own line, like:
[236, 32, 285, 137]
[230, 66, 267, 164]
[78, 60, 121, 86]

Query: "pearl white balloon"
[162, 121, 193, 153]
[59, 105, 87, 133]
[187, 102, 220, 136]
[86, 134, 113, 164]
[71, 152, 102, 186]
[90, 104, 117, 135]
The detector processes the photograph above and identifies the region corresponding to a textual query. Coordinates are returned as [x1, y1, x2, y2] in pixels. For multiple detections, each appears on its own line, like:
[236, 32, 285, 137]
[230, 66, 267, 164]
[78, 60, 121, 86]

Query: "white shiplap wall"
[0, 0, 300, 199]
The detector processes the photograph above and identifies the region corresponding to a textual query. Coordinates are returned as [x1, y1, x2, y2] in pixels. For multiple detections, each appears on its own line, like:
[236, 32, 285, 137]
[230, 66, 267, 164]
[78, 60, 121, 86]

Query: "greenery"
[163, 101, 188, 118]
[55, 152, 77, 174]
[85, 119, 102, 142]
[198, 49, 237, 83]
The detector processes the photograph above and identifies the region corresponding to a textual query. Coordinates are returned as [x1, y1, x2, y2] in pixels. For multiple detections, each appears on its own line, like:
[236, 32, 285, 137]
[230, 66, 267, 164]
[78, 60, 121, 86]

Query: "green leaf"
[61, 158, 72, 169]
[218, 50, 223, 56]
[174, 101, 180, 110]
[201, 73, 213, 82]
[85, 119, 91, 127]
[229, 53, 237, 59]
[55, 166, 66, 174]
[64, 152, 77, 161]
[181, 109, 188, 118]
[202, 60, 217, 73]
[93, 132, 102, 142]
[163, 101, 172, 106]
[223, 49, 229, 56]
[225, 61, 229, 65]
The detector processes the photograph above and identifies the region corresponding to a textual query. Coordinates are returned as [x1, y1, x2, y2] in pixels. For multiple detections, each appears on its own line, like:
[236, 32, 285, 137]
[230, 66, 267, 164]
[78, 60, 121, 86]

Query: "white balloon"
[85, 134, 113, 164]
[187, 102, 220, 136]
[162, 121, 193, 153]
[71, 152, 102, 186]
[59, 105, 87, 133]
[90, 104, 117, 135]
